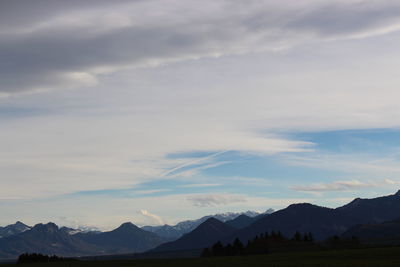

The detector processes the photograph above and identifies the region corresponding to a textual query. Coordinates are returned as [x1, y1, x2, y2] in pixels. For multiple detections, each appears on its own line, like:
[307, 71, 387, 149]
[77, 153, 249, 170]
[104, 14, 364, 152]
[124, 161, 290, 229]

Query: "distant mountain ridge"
[0, 221, 31, 238]
[225, 214, 255, 229]
[75, 222, 165, 254]
[142, 210, 272, 240]
[151, 218, 236, 253]
[0, 223, 99, 259]
[0, 222, 165, 259]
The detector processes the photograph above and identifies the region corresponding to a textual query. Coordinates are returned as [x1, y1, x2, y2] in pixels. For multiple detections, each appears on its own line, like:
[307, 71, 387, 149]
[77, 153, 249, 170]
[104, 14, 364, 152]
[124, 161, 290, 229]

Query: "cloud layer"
[292, 180, 374, 192]
[3, 0, 400, 94]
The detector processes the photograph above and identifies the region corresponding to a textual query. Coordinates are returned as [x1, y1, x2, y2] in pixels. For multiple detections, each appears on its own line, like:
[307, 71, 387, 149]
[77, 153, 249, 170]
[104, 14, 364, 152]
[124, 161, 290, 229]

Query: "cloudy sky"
[2, 0, 400, 229]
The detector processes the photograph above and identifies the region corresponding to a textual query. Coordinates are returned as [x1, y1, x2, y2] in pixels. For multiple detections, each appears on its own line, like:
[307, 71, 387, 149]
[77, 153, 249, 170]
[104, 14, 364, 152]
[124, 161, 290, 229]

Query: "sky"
[2, 0, 400, 230]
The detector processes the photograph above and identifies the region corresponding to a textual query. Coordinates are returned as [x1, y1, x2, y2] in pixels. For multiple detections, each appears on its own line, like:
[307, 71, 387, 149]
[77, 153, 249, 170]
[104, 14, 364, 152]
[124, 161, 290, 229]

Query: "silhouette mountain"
[0, 221, 31, 238]
[226, 191, 400, 243]
[337, 191, 400, 223]
[226, 203, 351, 242]
[76, 222, 165, 254]
[225, 215, 255, 229]
[152, 218, 236, 252]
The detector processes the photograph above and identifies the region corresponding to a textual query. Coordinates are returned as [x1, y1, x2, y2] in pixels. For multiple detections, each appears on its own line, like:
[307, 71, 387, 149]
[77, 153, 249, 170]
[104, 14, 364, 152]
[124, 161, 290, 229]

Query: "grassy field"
[4, 247, 400, 267]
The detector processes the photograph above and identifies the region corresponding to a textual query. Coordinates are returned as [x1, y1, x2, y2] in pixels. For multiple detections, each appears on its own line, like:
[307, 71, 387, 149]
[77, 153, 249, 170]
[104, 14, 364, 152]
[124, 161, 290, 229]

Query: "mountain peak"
[195, 217, 236, 234]
[287, 203, 320, 209]
[23, 223, 60, 237]
[194, 217, 222, 230]
[120, 222, 135, 227]
[395, 190, 400, 196]
[12, 221, 30, 229]
[33, 222, 59, 232]
[347, 197, 362, 207]
[115, 222, 139, 232]
[264, 208, 275, 214]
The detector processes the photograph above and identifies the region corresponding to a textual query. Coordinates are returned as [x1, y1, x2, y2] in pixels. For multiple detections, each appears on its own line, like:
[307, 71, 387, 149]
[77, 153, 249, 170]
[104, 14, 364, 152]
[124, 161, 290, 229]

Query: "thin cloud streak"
[179, 183, 221, 188]
[161, 150, 229, 178]
[291, 178, 399, 193]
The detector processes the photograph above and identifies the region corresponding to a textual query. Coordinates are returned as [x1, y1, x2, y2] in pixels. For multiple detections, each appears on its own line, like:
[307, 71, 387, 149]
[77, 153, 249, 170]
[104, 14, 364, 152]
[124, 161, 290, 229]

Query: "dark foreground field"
[5, 247, 400, 267]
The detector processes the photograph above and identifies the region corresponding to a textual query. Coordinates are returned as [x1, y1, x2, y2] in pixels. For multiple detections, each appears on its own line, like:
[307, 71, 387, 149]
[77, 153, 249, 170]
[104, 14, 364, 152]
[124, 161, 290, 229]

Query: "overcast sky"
[2, 0, 400, 229]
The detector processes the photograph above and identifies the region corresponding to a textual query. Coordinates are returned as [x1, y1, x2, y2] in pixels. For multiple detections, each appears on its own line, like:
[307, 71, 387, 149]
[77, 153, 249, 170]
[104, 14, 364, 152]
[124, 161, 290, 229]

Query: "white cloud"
[137, 209, 164, 226]
[187, 194, 247, 207]
[292, 180, 373, 192]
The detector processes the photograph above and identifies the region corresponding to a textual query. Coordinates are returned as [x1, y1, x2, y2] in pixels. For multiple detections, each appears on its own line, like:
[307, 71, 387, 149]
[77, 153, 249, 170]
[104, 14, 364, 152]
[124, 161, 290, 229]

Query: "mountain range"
[2, 191, 400, 259]
[0, 211, 265, 259]
[0, 222, 165, 259]
[0, 223, 99, 259]
[141, 210, 269, 240]
[222, 190, 400, 245]
[150, 190, 400, 254]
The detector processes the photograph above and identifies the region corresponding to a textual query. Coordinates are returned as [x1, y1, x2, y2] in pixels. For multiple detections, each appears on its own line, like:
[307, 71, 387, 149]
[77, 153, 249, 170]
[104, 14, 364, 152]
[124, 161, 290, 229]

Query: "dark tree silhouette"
[202, 231, 319, 258]
[17, 253, 76, 263]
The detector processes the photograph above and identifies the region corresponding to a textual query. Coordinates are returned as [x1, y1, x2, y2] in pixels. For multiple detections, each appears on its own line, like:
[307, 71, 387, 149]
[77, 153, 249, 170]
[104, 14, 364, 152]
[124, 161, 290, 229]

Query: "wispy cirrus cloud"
[133, 189, 170, 195]
[161, 150, 229, 178]
[291, 178, 399, 193]
[285, 153, 400, 178]
[292, 180, 373, 193]
[179, 183, 221, 188]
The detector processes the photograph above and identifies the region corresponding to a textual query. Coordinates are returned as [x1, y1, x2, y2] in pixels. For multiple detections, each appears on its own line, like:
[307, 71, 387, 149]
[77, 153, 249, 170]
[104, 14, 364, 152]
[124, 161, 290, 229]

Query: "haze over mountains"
[2, 191, 400, 259]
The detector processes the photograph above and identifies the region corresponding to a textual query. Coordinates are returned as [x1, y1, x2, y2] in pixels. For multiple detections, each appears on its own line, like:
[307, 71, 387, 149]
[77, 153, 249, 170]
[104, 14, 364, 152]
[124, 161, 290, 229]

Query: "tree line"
[202, 231, 315, 257]
[17, 253, 76, 263]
